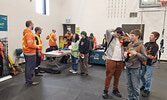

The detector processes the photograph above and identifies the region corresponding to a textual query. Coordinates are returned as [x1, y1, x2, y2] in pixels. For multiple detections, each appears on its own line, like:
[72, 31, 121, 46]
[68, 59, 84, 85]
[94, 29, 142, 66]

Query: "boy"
[140, 32, 160, 97]
[124, 29, 147, 100]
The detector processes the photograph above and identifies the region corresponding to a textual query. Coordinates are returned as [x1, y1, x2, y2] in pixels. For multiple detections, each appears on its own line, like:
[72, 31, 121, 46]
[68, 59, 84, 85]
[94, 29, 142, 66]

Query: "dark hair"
[152, 32, 160, 40]
[35, 27, 42, 32]
[115, 27, 123, 35]
[74, 33, 79, 42]
[25, 20, 32, 27]
[130, 29, 141, 39]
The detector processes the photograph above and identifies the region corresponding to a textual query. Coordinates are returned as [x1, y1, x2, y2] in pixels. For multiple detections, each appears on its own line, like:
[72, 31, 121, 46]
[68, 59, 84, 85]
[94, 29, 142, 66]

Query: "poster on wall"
[0, 15, 9, 77]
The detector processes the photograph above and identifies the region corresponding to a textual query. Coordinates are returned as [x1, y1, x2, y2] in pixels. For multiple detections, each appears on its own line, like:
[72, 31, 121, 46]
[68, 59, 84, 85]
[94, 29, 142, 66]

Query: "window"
[140, 0, 161, 8]
[36, 0, 49, 15]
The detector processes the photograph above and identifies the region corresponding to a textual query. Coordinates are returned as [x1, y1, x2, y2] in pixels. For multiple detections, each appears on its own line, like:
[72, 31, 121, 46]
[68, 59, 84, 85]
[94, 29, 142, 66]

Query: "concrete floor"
[0, 61, 167, 100]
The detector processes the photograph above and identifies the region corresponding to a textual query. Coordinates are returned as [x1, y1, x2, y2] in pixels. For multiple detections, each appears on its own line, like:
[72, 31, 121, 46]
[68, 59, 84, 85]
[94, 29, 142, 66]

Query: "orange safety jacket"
[93, 37, 97, 46]
[0, 42, 4, 58]
[22, 29, 38, 54]
[65, 33, 73, 40]
[47, 32, 57, 46]
[34, 34, 42, 53]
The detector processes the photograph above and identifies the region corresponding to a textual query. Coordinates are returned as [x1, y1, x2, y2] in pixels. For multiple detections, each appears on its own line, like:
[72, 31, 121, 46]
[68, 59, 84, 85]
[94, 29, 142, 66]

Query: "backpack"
[128, 43, 147, 66]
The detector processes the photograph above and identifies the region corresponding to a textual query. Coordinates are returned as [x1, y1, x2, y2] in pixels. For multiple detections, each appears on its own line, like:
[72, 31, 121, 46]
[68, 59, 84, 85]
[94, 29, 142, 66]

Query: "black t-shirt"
[144, 42, 159, 65]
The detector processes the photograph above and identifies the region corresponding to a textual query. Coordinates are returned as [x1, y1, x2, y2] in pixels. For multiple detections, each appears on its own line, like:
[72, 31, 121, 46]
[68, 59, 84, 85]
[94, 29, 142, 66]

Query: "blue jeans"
[141, 65, 154, 91]
[72, 55, 78, 72]
[126, 68, 140, 100]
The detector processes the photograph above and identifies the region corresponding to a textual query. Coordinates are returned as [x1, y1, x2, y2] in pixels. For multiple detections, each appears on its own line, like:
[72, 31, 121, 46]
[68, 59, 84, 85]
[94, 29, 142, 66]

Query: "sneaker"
[69, 69, 74, 73]
[26, 82, 39, 86]
[35, 73, 43, 76]
[113, 89, 122, 98]
[140, 86, 145, 91]
[72, 71, 78, 74]
[142, 90, 150, 97]
[102, 90, 108, 99]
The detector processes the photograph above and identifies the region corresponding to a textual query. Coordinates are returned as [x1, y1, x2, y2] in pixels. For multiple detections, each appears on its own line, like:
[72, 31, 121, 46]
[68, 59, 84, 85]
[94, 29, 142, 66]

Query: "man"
[140, 32, 160, 97]
[90, 33, 97, 49]
[34, 27, 43, 76]
[79, 31, 90, 76]
[0, 41, 4, 77]
[124, 29, 147, 100]
[102, 34, 107, 48]
[64, 31, 73, 48]
[22, 20, 39, 86]
[46, 29, 58, 51]
[102, 27, 124, 99]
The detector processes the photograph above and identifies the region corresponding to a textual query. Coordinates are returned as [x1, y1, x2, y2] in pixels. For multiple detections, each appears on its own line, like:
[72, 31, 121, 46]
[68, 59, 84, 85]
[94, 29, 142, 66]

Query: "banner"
[0, 15, 9, 77]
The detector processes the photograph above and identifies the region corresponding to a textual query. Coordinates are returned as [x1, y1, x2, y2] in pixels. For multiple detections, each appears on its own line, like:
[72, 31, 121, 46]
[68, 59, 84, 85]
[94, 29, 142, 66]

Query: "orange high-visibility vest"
[0, 42, 4, 58]
[34, 34, 42, 52]
[47, 33, 57, 46]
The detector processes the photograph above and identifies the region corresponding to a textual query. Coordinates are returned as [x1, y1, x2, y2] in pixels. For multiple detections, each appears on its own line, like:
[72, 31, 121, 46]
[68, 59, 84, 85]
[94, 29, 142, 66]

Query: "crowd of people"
[22, 20, 160, 100]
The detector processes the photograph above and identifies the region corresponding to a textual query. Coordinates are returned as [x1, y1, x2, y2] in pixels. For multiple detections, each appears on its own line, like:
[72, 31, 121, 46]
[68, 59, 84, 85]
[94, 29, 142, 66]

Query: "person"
[22, 20, 39, 86]
[0, 41, 4, 77]
[69, 33, 80, 74]
[102, 34, 107, 48]
[46, 29, 58, 51]
[140, 32, 160, 97]
[124, 29, 147, 100]
[64, 31, 73, 48]
[79, 31, 90, 76]
[90, 33, 97, 49]
[102, 27, 124, 99]
[34, 27, 43, 76]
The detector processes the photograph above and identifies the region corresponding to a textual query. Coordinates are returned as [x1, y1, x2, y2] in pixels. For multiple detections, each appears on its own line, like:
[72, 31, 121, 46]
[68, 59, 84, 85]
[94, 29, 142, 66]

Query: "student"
[90, 33, 97, 49]
[102, 27, 124, 99]
[34, 27, 43, 76]
[46, 29, 58, 51]
[69, 33, 80, 74]
[22, 20, 39, 86]
[140, 32, 160, 97]
[124, 29, 147, 100]
[79, 31, 90, 76]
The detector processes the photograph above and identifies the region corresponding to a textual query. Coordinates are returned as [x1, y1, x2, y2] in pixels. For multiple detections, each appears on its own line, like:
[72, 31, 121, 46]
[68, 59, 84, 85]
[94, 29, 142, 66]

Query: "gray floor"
[0, 61, 167, 100]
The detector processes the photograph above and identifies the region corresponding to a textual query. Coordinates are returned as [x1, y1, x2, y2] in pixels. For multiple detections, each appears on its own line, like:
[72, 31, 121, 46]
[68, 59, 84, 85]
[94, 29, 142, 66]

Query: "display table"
[89, 50, 106, 65]
[43, 50, 71, 69]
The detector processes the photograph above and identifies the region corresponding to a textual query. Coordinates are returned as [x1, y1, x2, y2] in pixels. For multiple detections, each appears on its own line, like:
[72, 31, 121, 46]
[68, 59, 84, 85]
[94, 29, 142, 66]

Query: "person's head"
[150, 32, 160, 42]
[104, 34, 106, 38]
[35, 27, 42, 34]
[73, 33, 79, 42]
[114, 27, 123, 38]
[81, 31, 87, 38]
[68, 31, 71, 34]
[52, 29, 56, 33]
[130, 29, 141, 42]
[25, 20, 34, 30]
[90, 33, 93, 37]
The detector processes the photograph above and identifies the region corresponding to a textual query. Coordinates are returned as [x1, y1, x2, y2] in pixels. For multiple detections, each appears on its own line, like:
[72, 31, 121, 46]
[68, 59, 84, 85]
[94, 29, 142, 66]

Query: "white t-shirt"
[111, 38, 122, 61]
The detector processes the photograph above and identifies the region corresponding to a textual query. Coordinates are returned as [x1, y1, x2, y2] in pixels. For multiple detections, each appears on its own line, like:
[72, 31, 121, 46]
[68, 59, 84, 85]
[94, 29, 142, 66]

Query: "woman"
[69, 33, 80, 74]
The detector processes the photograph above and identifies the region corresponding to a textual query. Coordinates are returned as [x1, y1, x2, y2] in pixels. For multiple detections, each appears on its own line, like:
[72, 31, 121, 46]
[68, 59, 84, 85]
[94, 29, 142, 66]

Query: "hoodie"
[125, 41, 147, 68]
[23, 29, 38, 55]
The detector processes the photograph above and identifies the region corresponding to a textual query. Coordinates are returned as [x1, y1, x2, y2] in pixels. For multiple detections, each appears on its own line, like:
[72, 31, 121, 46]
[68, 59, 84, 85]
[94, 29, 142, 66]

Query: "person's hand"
[147, 55, 153, 59]
[38, 52, 41, 57]
[130, 50, 137, 55]
[124, 52, 128, 58]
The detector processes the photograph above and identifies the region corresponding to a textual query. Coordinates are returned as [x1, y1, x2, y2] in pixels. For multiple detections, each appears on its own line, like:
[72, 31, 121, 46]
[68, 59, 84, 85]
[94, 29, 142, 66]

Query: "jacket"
[105, 30, 124, 61]
[125, 41, 147, 68]
[71, 40, 79, 58]
[79, 37, 90, 54]
[22, 29, 38, 55]
[47, 32, 57, 46]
